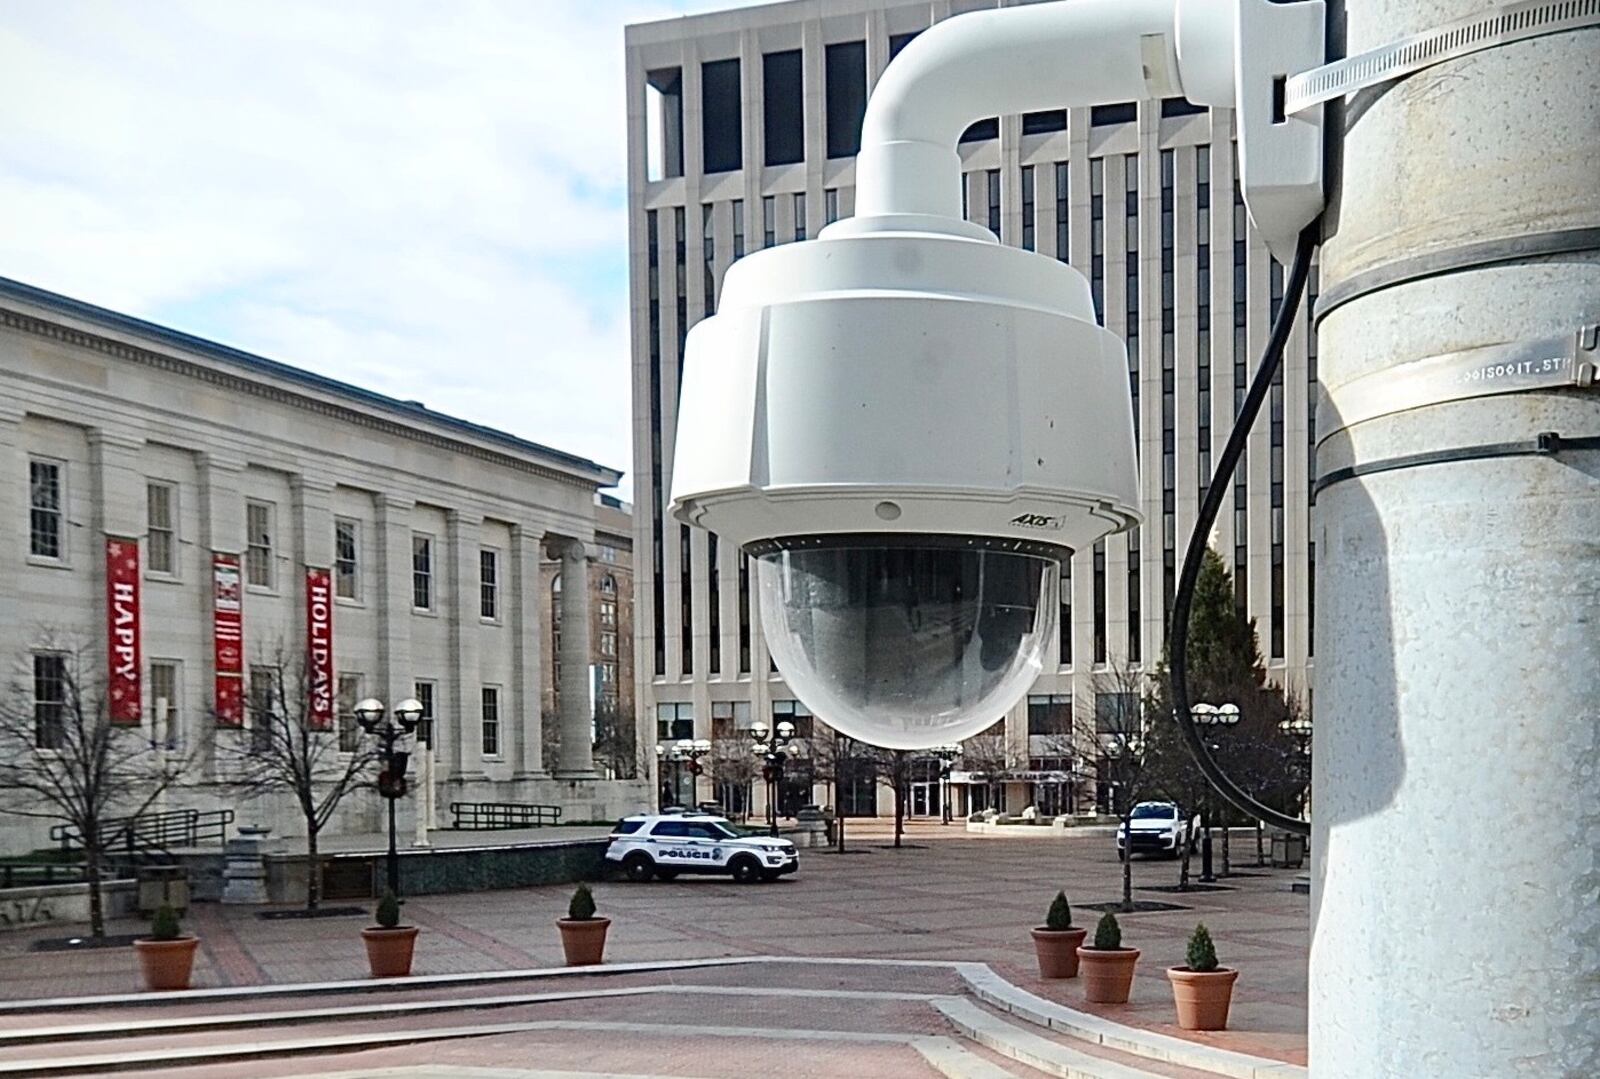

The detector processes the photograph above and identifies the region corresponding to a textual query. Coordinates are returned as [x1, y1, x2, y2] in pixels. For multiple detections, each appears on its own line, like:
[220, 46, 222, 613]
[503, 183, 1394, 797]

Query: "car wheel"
[730, 857, 762, 884]
[624, 853, 656, 882]
[655, 868, 679, 881]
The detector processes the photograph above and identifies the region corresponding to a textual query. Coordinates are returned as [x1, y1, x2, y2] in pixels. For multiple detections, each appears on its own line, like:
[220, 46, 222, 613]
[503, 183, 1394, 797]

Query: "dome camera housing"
[669, 214, 1139, 749]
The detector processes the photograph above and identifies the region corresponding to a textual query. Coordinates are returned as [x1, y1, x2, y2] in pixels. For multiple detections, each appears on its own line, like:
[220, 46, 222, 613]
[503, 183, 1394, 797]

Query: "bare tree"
[806, 726, 885, 852]
[1073, 659, 1155, 912]
[708, 737, 759, 822]
[592, 697, 642, 780]
[959, 724, 1019, 816]
[0, 638, 192, 937]
[214, 647, 378, 911]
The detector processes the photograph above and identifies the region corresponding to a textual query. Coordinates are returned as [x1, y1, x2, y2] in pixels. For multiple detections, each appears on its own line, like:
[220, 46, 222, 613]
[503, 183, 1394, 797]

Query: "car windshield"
[702, 820, 739, 838]
[1131, 805, 1176, 820]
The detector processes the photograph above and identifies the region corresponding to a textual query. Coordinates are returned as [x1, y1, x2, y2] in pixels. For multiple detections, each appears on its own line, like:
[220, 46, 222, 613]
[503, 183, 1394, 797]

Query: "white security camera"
[668, 0, 1323, 750]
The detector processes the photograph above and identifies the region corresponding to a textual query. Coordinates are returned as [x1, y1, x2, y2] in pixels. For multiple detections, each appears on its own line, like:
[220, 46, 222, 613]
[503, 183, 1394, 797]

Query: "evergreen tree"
[1146, 549, 1309, 886]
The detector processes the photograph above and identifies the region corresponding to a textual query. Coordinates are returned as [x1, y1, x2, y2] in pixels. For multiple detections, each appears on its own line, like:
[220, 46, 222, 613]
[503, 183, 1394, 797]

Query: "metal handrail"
[448, 802, 562, 830]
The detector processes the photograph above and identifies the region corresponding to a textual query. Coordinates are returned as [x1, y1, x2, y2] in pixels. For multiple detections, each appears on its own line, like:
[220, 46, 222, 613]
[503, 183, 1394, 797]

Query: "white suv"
[1116, 801, 1196, 859]
[606, 813, 800, 884]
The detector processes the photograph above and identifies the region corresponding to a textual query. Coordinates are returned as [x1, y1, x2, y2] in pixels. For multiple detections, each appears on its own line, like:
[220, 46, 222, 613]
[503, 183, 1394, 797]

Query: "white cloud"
[0, 0, 762, 497]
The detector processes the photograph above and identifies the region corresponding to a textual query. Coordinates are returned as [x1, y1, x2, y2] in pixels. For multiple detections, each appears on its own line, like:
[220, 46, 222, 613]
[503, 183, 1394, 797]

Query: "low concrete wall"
[263, 839, 611, 903]
[0, 880, 138, 931]
[965, 818, 1119, 838]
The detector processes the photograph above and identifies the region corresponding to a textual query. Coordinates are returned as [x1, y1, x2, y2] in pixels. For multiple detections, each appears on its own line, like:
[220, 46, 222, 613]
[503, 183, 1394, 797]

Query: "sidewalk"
[0, 821, 1308, 1065]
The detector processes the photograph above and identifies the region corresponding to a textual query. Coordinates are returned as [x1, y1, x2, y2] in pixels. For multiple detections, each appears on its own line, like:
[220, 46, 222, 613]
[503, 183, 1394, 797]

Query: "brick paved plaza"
[0, 822, 1309, 1077]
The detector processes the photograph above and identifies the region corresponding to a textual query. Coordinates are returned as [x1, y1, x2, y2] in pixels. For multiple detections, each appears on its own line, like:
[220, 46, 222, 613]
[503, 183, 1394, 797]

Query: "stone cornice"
[1, 306, 609, 493]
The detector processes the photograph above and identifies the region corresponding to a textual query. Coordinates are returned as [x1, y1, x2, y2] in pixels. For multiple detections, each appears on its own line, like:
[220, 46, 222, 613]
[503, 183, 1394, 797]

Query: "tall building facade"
[0, 277, 649, 852]
[625, 0, 1317, 817]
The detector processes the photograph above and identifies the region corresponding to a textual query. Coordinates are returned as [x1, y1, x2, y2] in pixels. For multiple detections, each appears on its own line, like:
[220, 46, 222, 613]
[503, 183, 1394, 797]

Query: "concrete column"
[511, 523, 546, 777]
[373, 495, 414, 757]
[87, 429, 144, 724]
[0, 404, 24, 567]
[1312, 5, 1600, 1075]
[555, 537, 595, 776]
[288, 475, 333, 655]
[196, 452, 244, 777]
[444, 509, 481, 778]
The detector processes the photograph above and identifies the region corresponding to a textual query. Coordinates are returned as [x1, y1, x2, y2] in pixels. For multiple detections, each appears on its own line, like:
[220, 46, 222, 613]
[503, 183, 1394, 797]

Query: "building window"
[1027, 694, 1072, 736]
[1091, 102, 1137, 126]
[762, 49, 803, 167]
[29, 459, 64, 560]
[1095, 691, 1139, 734]
[602, 632, 617, 656]
[480, 548, 499, 620]
[771, 698, 814, 738]
[645, 68, 684, 181]
[648, 207, 667, 679]
[246, 501, 274, 589]
[337, 674, 362, 754]
[737, 551, 751, 674]
[732, 199, 745, 259]
[1092, 540, 1107, 665]
[987, 169, 1001, 236]
[702, 202, 716, 316]
[824, 188, 839, 225]
[1055, 162, 1070, 264]
[414, 680, 435, 749]
[656, 701, 694, 742]
[601, 601, 616, 626]
[150, 660, 180, 750]
[248, 666, 275, 752]
[1125, 155, 1142, 664]
[1021, 165, 1035, 251]
[32, 653, 66, 750]
[700, 57, 742, 174]
[412, 534, 433, 611]
[1090, 158, 1105, 320]
[961, 117, 999, 143]
[825, 40, 867, 159]
[1161, 147, 1178, 620]
[481, 686, 500, 757]
[680, 525, 694, 676]
[601, 574, 617, 595]
[1198, 145, 1213, 503]
[763, 195, 776, 248]
[146, 482, 176, 575]
[598, 543, 618, 564]
[334, 518, 359, 600]
[1060, 556, 1073, 667]
[711, 699, 753, 739]
[707, 533, 721, 674]
[793, 193, 806, 241]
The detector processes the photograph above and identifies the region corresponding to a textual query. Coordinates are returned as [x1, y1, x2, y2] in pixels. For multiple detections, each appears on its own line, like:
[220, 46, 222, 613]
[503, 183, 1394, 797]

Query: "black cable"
[1169, 223, 1319, 838]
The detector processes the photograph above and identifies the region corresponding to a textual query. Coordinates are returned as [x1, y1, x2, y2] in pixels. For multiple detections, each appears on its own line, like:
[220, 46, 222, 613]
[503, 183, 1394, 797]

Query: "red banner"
[105, 537, 142, 725]
[306, 567, 334, 731]
[213, 552, 244, 726]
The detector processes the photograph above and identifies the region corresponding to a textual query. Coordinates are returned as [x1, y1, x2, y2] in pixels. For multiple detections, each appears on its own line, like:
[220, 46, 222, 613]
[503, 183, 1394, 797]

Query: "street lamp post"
[354, 697, 423, 897]
[1190, 703, 1240, 883]
[750, 719, 795, 838]
[933, 744, 961, 824]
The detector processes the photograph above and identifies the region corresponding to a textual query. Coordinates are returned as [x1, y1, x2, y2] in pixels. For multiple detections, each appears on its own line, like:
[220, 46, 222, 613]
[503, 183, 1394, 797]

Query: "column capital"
[86, 428, 143, 454]
[197, 450, 248, 475]
[289, 473, 335, 496]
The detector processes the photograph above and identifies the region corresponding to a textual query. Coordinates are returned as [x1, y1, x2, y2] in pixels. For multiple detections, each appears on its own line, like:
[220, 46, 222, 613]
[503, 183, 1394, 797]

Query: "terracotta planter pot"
[1076, 946, 1141, 1004]
[557, 916, 611, 966]
[1030, 926, 1088, 979]
[134, 936, 199, 991]
[361, 926, 419, 978]
[1167, 966, 1239, 1030]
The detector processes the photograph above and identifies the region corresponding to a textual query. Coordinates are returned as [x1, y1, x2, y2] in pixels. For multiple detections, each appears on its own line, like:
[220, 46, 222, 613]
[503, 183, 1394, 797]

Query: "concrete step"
[937, 998, 1223, 1079]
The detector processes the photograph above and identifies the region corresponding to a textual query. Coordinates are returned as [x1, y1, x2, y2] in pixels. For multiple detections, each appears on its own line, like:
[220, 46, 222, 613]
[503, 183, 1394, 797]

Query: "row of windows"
[25, 460, 526, 621]
[644, 45, 1192, 182]
[30, 649, 517, 764]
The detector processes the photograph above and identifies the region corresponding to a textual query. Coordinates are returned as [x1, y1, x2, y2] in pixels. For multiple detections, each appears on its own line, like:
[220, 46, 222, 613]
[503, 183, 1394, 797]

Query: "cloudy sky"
[0, 1, 761, 497]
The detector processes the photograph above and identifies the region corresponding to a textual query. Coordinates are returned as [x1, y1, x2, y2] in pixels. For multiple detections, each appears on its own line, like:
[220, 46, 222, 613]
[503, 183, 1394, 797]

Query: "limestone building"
[624, 0, 1318, 819]
[1, 276, 649, 851]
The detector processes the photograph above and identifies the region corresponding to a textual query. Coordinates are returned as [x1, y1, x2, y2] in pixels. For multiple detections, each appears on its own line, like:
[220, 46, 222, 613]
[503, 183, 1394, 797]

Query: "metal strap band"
[1285, 0, 1600, 116]
[1313, 431, 1600, 499]
[1320, 324, 1599, 435]
[1313, 227, 1600, 323]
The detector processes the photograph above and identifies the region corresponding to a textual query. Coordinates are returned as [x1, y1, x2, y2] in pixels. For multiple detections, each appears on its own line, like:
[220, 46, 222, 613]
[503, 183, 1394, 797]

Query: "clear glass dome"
[754, 536, 1059, 749]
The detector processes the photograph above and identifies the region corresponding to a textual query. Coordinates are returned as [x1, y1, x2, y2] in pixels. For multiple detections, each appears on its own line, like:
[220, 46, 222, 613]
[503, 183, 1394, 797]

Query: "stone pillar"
[196, 453, 245, 778]
[288, 474, 334, 652]
[0, 404, 24, 567]
[555, 537, 595, 776]
[511, 523, 546, 777]
[1312, 4, 1600, 1075]
[373, 495, 414, 756]
[445, 509, 482, 777]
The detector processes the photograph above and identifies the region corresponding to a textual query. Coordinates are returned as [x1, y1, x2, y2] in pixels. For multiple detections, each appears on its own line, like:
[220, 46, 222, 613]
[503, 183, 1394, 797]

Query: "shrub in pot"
[134, 903, 200, 991]
[1076, 911, 1140, 1004]
[1029, 891, 1087, 979]
[361, 890, 420, 978]
[1167, 923, 1238, 1030]
[556, 883, 611, 966]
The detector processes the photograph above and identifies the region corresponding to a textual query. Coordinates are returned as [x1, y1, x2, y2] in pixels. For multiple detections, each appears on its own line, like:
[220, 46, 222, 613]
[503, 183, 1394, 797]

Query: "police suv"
[605, 813, 799, 884]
